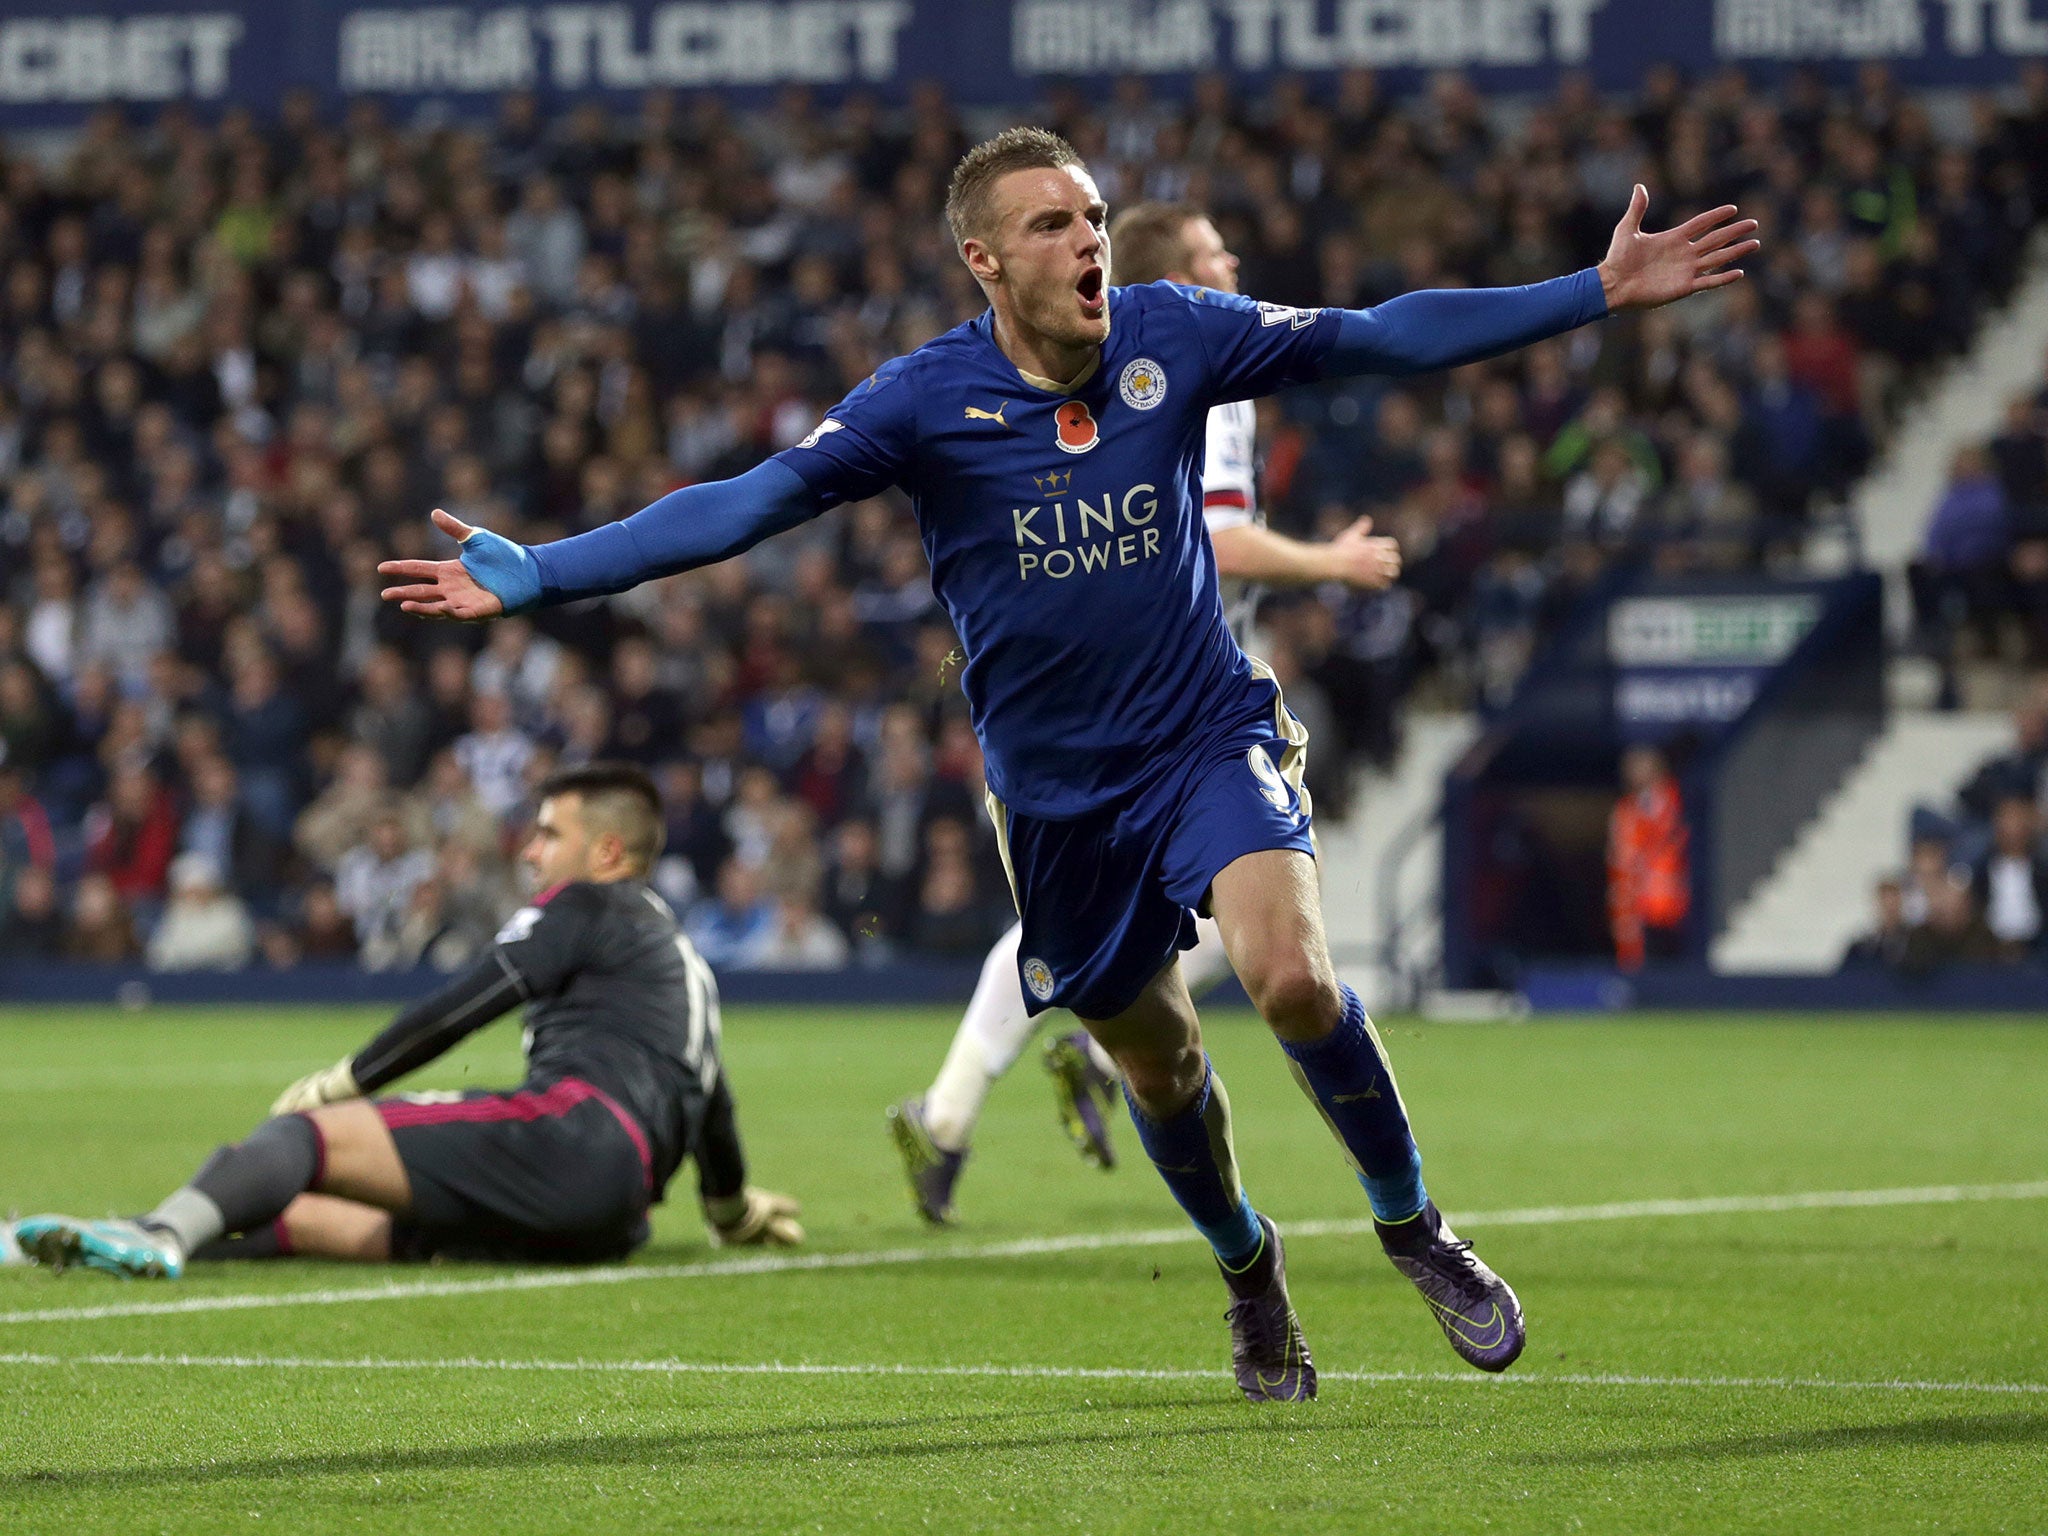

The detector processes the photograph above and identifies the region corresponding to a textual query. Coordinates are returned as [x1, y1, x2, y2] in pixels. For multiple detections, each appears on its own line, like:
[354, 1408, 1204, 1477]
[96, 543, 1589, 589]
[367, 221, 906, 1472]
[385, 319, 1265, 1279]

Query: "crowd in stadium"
[1841, 673, 2048, 973]
[1, 62, 2046, 971]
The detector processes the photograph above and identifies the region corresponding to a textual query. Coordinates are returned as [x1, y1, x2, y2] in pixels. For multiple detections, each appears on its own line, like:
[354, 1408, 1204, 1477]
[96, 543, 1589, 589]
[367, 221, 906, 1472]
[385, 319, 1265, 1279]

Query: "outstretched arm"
[378, 458, 822, 621]
[1211, 515, 1401, 589]
[270, 951, 527, 1113]
[1320, 187, 1758, 379]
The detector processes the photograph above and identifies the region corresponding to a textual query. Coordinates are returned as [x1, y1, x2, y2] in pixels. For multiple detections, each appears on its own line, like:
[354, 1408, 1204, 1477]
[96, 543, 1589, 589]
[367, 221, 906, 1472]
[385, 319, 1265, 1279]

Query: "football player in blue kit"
[887, 199, 1408, 1226]
[378, 129, 1756, 1402]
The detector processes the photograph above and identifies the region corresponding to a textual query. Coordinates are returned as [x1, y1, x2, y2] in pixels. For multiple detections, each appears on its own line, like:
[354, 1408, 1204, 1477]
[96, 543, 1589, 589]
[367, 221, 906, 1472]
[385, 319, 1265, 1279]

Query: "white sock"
[1080, 1033, 1120, 1081]
[924, 923, 1037, 1151]
[1182, 915, 1235, 998]
[927, 917, 1244, 1142]
[144, 1187, 223, 1258]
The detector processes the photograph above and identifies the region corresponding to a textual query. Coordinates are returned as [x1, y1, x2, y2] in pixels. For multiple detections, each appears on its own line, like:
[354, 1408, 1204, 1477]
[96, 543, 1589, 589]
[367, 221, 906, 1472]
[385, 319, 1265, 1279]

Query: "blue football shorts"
[988, 660, 1316, 1021]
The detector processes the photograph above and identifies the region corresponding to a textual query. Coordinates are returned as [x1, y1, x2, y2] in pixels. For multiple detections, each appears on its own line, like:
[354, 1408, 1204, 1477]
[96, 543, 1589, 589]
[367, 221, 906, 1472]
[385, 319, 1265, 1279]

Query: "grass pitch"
[2, 1005, 2045, 1534]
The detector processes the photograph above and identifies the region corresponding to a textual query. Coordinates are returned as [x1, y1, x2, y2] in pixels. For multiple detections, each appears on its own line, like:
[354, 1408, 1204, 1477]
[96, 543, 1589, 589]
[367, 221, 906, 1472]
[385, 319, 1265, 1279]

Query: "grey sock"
[179, 1114, 322, 1248]
[145, 1187, 226, 1258]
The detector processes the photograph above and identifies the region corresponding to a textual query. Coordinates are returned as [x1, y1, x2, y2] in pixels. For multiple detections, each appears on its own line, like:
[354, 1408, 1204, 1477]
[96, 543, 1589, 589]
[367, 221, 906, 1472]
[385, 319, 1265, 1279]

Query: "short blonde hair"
[945, 126, 1084, 249]
[1107, 202, 1200, 285]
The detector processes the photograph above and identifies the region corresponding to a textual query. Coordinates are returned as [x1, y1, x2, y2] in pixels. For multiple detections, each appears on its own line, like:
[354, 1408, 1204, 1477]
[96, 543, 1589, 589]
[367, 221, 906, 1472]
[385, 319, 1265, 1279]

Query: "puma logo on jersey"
[1054, 400, 1099, 455]
[964, 402, 1010, 426]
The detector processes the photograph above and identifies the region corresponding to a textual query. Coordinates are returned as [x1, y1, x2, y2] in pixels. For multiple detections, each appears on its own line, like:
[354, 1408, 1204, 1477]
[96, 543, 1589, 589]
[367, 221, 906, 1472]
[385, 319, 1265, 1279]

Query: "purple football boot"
[886, 1097, 966, 1226]
[1043, 1031, 1118, 1169]
[1221, 1215, 1317, 1403]
[1375, 1201, 1525, 1371]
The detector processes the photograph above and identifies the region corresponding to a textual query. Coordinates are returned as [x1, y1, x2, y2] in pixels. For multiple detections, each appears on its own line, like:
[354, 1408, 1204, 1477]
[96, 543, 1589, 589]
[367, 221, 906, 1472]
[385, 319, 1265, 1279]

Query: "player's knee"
[1115, 1042, 1204, 1118]
[1243, 955, 1340, 1039]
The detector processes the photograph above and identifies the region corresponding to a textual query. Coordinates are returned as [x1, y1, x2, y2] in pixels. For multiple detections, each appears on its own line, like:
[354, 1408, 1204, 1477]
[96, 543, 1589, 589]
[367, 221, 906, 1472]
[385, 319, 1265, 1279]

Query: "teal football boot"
[13, 1215, 184, 1279]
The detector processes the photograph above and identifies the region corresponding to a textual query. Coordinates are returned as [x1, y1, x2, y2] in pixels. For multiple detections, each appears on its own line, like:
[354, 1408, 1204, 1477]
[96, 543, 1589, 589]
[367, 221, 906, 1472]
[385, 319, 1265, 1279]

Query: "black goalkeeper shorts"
[373, 1077, 653, 1264]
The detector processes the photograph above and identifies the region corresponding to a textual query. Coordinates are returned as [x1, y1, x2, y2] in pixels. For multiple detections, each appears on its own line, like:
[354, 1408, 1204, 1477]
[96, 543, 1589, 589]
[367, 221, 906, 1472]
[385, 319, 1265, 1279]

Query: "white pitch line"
[5, 1179, 2044, 1328]
[0, 1350, 2042, 1399]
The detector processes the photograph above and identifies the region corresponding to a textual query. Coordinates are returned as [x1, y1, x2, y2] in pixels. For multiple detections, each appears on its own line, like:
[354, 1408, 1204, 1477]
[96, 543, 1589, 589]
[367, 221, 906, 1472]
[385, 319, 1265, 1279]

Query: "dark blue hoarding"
[0, 1, 2045, 128]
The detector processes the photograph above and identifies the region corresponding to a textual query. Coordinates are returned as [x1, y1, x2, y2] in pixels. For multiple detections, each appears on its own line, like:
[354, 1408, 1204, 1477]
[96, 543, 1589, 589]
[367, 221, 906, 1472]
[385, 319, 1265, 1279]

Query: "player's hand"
[377, 509, 536, 621]
[1322, 515, 1402, 590]
[271, 1058, 361, 1117]
[705, 1187, 805, 1247]
[1596, 185, 1759, 312]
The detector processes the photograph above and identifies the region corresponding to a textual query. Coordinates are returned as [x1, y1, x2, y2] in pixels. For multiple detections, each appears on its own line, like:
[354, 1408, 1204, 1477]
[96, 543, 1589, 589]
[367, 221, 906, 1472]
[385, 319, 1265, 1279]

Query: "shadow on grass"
[1523, 1411, 2048, 1466]
[8, 1395, 1333, 1492]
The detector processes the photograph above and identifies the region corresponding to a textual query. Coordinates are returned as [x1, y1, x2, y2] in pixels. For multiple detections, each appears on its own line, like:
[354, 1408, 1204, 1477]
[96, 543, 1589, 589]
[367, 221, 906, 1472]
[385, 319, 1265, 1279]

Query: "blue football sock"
[1280, 984, 1427, 1222]
[1122, 1058, 1264, 1269]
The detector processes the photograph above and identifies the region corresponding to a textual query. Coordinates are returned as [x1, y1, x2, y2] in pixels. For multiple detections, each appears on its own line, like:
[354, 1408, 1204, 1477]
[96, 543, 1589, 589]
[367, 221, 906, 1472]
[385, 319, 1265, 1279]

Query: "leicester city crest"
[1022, 956, 1056, 1001]
[1118, 358, 1167, 411]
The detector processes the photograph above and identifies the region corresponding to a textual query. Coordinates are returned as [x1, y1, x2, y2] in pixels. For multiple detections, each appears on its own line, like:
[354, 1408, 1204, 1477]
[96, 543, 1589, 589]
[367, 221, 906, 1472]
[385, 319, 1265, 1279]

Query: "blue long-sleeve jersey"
[526, 272, 1608, 817]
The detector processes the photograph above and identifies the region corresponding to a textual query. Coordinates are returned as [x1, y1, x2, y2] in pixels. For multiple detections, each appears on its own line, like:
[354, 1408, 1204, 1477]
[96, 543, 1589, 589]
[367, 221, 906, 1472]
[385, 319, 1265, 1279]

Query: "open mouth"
[1076, 265, 1105, 316]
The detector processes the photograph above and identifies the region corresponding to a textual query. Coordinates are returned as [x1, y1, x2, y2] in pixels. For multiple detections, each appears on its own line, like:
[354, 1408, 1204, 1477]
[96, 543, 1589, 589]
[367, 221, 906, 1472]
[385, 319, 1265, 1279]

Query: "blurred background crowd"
[1839, 670, 2048, 974]
[2, 61, 2047, 971]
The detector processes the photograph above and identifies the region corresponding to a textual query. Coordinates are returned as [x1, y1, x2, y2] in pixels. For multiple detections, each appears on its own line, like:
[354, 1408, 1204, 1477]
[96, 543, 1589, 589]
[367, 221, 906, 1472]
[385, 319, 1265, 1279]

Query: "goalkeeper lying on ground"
[14, 762, 800, 1278]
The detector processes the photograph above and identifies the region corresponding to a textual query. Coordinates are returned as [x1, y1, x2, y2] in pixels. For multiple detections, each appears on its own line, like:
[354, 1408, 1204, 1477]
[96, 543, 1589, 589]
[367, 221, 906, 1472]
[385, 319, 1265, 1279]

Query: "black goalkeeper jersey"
[350, 878, 719, 1198]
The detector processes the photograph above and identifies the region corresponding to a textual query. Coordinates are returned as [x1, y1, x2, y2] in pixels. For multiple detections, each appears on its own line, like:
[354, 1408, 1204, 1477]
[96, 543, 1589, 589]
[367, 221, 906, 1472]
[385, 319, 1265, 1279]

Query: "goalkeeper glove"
[271, 1058, 362, 1117]
[703, 1187, 805, 1247]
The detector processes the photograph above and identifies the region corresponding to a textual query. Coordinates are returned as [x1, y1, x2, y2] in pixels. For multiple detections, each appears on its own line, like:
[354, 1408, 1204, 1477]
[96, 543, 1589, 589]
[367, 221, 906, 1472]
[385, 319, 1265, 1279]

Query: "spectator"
[907, 817, 1001, 959]
[219, 648, 307, 837]
[178, 755, 286, 902]
[655, 759, 731, 895]
[413, 748, 509, 865]
[0, 658, 61, 778]
[84, 763, 179, 906]
[1562, 438, 1650, 544]
[1607, 745, 1691, 971]
[427, 839, 518, 964]
[719, 764, 788, 871]
[1971, 795, 2048, 960]
[788, 700, 867, 828]
[453, 690, 536, 820]
[606, 635, 688, 764]
[909, 844, 996, 957]
[1655, 434, 1760, 570]
[1901, 873, 1999, 972]
[870, 707, 937, 892]
[471, 618, 562, 727]
[1840, 876, 1910, 970]
[1737, 335, 1825, 525]
[290, 879, 360, 964]
[687, 856, 775, 968]
[147, 853, 255, 972]
[65, 873, 139, 963]
[333, 808, 436, 960]
[822, 815, 896, 955]
[420, 647, 476, 766]
[24, 557, 81, 690]
[749, 889, 852, 970]
[1901, 832, 1962, 927]
[0, 764, 56, 905]
[297, 744, 415, 872]
[505, 174, 585, 308]
[80, 561, 172, 694]
[0, 863, 62, 958]
[1910, 445, 2011, 692]
[1956, 677, 2048, 822]
[349, 646, 434, 788]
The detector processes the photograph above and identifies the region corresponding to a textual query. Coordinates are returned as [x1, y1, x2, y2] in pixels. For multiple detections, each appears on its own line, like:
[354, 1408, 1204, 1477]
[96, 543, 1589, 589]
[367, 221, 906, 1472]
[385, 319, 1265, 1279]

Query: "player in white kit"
[888, 202, 1406, 1224]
